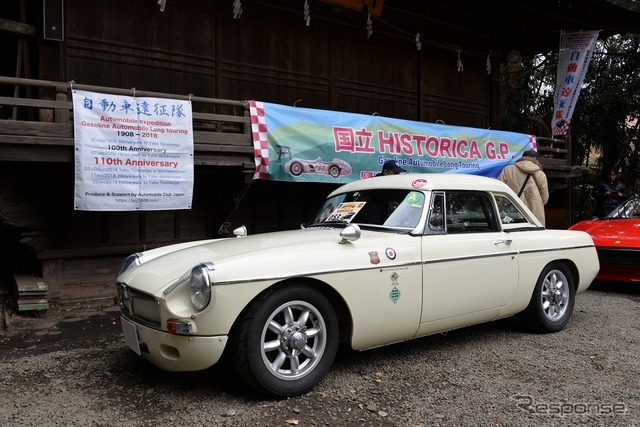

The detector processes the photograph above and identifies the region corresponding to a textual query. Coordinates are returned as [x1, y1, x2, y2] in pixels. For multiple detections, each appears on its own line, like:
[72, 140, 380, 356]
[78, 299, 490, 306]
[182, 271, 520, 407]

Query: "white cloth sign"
[73, 90, 194, 211]
[551, 30, 599, 136]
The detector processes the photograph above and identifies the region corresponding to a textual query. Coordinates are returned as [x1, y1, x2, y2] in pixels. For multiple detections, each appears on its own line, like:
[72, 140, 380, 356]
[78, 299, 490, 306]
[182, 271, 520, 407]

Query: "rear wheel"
[328, 164, 341, 178]
[519, 262, 575, 332]
[231, 285, 338, 397]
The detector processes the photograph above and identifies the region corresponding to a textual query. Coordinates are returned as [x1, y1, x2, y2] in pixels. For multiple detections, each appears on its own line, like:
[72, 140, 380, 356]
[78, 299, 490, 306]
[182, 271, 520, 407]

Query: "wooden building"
[1, 0, 639, 304]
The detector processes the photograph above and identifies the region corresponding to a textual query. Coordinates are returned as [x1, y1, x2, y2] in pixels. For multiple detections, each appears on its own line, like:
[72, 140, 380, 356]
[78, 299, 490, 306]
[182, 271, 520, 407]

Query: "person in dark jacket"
[376, 160, 406, 176]
[592, 169, 628, 217]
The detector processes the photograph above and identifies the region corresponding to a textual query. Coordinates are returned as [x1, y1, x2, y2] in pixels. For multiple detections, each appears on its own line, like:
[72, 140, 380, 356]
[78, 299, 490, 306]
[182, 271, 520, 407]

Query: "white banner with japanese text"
[73, 90, 194, 211]
[551, 30, 599, 136]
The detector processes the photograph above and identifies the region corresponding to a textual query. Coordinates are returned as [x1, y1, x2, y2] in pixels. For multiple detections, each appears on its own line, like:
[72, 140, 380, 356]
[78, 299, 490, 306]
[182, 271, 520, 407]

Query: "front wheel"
[519, 262, 575, 333]
[231, 285, 338, 397]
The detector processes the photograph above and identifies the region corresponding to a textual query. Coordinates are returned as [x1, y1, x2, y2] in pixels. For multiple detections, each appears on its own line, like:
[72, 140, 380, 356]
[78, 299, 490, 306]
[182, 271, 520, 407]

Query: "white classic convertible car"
[116, 174, 599, 397]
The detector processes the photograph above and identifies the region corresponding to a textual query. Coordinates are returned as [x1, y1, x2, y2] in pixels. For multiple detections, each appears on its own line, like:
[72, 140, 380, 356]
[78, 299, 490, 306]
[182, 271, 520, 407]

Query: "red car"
[569, 196, 640, 283]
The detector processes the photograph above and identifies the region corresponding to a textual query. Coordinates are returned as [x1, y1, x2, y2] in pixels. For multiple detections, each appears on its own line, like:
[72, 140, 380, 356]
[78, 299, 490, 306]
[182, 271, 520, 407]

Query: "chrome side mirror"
[339, 224, 361, 244]
[233, 226, 247, 237]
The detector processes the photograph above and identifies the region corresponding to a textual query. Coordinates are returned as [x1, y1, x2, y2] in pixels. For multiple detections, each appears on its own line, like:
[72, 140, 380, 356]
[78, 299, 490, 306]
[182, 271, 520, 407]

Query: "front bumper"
[597, 264, 640, 283]
[121, 316, 228, 372]
[596, 248, 639, 282]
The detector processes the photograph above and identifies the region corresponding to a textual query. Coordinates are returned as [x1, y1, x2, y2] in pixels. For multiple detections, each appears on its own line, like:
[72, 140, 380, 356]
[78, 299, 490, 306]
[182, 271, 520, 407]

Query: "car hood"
[569, 219, 640, 248]
[117, 226, 393, 295]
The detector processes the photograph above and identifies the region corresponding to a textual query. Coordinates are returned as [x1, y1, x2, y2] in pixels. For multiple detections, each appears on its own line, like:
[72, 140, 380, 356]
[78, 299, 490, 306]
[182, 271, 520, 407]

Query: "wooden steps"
[13, 273, 49, 312]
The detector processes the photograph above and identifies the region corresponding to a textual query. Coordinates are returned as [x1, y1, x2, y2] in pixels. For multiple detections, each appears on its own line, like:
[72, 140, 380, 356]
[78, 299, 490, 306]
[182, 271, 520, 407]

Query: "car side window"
[444, 191, 499, 234]
[494, 194, 529, 225]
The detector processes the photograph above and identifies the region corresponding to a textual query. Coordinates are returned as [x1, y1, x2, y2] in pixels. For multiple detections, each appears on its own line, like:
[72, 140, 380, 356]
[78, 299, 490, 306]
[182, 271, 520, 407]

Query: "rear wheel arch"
[563, 259, 580, 288]
[521, 259, 580, 305]
[518, 260, 577, 333]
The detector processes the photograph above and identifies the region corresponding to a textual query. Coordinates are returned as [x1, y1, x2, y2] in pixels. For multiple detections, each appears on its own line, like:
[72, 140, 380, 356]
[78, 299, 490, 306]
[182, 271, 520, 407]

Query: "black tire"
[328, 164, 340, 178]
[289, 161, 303, 176]
[519, 262, 575, 333]
[231, 285, 338, 397]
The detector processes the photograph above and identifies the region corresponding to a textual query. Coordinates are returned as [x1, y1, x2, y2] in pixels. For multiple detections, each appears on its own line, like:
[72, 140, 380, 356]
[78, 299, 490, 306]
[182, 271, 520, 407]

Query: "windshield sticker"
[405, 191, 424, 208]
[369, 251, 380, 265]
[385, 247, 397, 260]
[324, 202, 366, 222]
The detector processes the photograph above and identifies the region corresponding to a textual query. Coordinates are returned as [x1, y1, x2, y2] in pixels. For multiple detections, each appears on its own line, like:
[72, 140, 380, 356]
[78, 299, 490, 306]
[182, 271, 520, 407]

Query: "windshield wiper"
[308, 220, 348, 227]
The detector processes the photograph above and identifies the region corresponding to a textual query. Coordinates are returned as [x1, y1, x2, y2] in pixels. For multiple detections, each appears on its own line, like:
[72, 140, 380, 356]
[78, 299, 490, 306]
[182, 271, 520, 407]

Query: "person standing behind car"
[376, 159, 406, 176]
[498, 150, 549, 225]
[592, 169, 627, 218]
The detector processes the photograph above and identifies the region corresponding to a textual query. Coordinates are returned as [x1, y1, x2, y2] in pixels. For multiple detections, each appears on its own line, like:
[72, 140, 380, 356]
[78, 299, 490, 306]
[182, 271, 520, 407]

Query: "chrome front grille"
[117, 283, 161, 328]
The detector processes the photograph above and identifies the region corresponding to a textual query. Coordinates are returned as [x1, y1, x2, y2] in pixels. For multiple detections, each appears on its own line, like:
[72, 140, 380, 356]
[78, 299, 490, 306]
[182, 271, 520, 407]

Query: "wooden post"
[55, 89, 70, 123]
[12, 0, 33, 120]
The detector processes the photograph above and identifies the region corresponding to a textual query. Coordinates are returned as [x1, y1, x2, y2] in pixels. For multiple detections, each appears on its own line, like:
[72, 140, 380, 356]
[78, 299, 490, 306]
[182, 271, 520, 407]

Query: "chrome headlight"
[189, 263, 213, 310]
[116, 253, 141, 278]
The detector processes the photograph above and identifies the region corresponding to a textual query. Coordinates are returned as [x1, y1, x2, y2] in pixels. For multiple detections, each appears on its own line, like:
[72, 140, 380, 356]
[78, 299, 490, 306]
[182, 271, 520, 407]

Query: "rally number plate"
[121, 316, 141, 355]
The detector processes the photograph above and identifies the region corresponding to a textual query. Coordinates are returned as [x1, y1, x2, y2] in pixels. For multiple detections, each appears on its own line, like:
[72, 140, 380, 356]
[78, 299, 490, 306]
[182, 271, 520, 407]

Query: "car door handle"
[494, 239, 513, 246]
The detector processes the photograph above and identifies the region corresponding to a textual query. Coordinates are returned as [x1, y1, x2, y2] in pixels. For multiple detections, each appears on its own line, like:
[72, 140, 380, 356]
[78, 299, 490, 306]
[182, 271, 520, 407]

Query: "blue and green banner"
[250, 101, 534, 183]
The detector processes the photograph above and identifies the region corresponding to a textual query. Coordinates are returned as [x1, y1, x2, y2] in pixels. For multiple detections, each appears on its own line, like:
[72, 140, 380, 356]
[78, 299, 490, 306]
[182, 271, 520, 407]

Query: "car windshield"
[310, 189, 425, 230]
[606, 197, 640, 219]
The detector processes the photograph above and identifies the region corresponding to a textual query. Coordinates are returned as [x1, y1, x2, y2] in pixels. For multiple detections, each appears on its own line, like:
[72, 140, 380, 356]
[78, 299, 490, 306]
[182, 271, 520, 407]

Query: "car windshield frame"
[606, 196, 640, 219]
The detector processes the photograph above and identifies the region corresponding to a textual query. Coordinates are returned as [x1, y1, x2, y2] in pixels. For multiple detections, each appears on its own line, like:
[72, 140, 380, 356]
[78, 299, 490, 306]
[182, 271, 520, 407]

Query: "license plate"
[121, 316, 141, 355]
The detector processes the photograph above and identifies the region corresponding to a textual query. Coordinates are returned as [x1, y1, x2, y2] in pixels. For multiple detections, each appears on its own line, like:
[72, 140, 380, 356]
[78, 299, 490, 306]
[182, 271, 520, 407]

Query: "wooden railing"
[0, 75, 575, 175]
[0, 76, 257, 301]
[537, 136, 570, 160]
[0, 76, 254, 171]
[535, 135, 582, 182]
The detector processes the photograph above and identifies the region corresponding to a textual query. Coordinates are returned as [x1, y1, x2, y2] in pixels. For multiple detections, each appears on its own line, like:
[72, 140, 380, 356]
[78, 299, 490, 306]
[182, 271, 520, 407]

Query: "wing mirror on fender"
[339, 224, 361, 244]
[233, 226, 247, 237]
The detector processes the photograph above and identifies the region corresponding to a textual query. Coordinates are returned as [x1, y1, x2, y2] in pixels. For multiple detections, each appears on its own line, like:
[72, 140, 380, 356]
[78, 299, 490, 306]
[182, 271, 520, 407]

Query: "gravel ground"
[1, 281, 639, 427]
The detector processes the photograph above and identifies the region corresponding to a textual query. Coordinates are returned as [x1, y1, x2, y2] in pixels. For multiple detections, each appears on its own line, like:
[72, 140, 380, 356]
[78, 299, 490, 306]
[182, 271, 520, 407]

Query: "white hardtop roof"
[328, 173, 513, 196]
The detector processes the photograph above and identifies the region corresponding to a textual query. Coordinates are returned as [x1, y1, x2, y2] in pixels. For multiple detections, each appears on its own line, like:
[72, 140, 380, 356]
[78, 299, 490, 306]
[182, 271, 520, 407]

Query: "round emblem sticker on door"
[385, 247, 397, 260]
